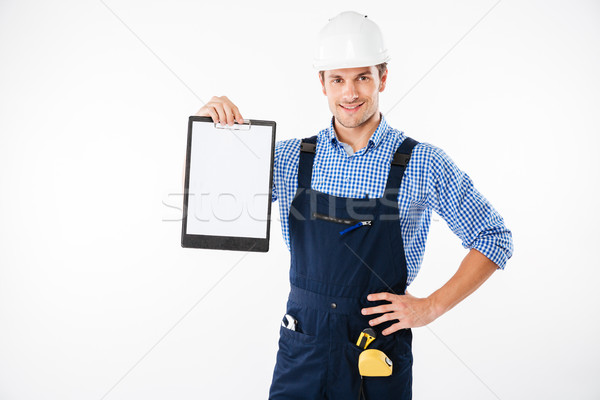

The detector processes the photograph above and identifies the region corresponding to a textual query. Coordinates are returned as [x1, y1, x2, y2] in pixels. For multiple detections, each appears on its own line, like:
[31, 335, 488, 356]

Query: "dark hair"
[319, 62, 388, 83]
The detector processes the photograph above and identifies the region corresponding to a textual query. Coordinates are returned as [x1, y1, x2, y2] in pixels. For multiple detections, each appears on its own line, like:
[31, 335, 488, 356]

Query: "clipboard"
[181, 116, 276, 252]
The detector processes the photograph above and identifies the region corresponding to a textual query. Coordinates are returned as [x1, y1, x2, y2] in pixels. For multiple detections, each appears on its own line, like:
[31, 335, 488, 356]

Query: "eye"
[332, 78, 341, 84]
[358, 76, 369, 81]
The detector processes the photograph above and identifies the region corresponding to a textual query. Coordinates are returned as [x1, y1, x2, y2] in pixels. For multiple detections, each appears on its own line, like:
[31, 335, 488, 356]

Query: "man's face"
[319, 66, 387, 130]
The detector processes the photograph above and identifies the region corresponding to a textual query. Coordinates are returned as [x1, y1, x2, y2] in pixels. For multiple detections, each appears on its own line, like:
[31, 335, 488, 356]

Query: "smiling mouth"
[339, 102, 364, 112]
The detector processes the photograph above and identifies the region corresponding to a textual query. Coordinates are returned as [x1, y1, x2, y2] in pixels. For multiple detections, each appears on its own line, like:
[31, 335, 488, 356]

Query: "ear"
[379, 68, 388, 92]
[319, 72, 327, 95]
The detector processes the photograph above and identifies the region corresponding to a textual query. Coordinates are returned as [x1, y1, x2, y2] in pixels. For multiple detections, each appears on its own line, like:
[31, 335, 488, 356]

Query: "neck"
[333, 111, 382, 153]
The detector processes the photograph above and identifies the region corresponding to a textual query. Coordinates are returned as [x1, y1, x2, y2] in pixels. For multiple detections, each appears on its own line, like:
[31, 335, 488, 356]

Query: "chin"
[336, 113, 367, 129]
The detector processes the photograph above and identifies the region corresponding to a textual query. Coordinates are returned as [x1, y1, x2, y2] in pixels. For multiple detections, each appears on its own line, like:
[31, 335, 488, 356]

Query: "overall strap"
[385, 136, 419, 192]
[298, 135, 318, 189]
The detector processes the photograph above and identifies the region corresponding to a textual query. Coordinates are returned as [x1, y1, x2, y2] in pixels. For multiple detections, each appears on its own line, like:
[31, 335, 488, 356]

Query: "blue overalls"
[269, 135, 419, 400]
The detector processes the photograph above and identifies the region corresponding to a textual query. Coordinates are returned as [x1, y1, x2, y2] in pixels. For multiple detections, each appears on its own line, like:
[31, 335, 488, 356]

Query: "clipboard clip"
[214, 119, 252, 131]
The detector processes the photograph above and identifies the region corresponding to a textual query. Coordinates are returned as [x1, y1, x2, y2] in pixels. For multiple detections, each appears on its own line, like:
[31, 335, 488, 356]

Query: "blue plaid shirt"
[271, 114, 513, 286]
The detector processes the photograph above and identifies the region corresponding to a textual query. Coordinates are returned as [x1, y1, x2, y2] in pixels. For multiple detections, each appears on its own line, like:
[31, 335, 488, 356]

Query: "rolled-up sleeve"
[424, 145, 513, 269]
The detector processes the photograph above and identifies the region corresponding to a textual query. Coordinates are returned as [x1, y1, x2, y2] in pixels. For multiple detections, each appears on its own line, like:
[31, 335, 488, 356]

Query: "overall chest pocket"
[312, 212, 373, 236]
[307, 210, 399, 290]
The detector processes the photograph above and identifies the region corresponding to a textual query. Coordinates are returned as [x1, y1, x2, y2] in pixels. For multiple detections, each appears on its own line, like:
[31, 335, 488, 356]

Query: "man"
[195, 11, 513, 400]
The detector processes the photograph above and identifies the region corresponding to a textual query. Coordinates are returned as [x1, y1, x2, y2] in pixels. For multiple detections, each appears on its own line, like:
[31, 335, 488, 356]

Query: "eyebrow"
[328, 71, 373, 79]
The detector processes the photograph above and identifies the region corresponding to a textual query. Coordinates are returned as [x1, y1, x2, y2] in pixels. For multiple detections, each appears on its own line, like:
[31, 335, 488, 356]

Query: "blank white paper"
[186, 121, 273, 239]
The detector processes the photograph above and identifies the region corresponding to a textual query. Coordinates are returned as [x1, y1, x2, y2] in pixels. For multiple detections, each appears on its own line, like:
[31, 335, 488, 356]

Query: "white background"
[1, 1, 599, 399]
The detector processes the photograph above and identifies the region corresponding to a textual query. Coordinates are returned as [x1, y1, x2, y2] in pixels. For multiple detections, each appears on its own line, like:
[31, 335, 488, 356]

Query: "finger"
[368, 312, 397, 327]
[232, 106, 244, 124]
[361, 304, 395, 316]
[205, 107, 219, 124]
[222, 102, 236, 126]
[367, 292, 393, 302]
[212, 103, 227, 125]
[382, 321, 408, 336]
[194, 107, 210, 117]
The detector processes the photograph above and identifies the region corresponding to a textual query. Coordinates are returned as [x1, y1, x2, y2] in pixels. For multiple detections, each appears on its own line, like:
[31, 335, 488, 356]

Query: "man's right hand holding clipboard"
[194, 95, 245, 126]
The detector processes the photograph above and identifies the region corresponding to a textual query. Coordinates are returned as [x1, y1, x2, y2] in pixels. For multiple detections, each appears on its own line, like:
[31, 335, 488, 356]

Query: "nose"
[341, 80, 358, 102]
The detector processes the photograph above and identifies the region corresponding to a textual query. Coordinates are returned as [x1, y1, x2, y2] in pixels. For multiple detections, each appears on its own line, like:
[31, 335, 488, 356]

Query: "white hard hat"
[313, 11, 390, 71]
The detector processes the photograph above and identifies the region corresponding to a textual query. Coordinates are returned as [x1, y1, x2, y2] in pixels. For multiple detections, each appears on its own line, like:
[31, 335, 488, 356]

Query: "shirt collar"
[327, 112, 390, 153]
